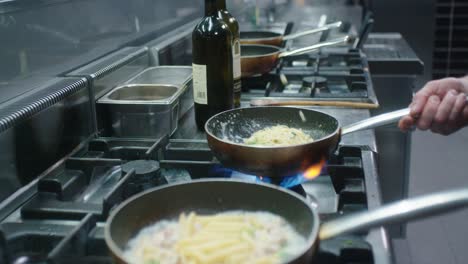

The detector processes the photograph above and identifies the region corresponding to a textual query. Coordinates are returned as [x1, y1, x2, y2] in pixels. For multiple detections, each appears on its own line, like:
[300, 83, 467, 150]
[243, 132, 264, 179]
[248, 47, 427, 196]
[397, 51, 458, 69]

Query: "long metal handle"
[278, 36, 350, 58]
[319, 188, 468, 240]
[341, 108, 409, 135]
[341, 96, 468, 135]
[282, 21, 342, 40]
[353, 11, 374, 49]
[353, 18, 374, 49]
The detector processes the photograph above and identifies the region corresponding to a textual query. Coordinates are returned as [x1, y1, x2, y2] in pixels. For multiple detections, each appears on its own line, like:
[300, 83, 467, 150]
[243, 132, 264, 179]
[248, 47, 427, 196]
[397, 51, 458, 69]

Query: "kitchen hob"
[0, 8, 389, 264]
[237, 16, 377, 107]
[0, 104, 390, 264]
[0, 0, 424, 262]
[240, 49, 378, 107]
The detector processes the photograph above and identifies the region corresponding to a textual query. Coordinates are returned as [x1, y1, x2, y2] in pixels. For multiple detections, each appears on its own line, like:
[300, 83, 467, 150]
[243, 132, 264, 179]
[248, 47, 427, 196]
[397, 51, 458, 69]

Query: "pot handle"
[341, 108, 409, 135]
[282, 21, 342, 41]
[319, 188, 468, 240]
[278, 36, 351, 58]
[341, 96, 468, 135]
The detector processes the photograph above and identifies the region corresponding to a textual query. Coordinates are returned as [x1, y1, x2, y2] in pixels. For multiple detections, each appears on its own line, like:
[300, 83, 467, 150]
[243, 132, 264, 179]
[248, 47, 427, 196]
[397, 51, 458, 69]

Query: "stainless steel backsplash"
[0, 0, 203, 100]
[0, 0, 270, 202]
[0, 77, 93, 201]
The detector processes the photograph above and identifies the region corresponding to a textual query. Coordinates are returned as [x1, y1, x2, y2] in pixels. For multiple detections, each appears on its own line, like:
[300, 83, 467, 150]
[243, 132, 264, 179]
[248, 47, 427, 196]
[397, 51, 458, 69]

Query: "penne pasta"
[182, 239, 240, 252]
[254, 256, 280, 264]
[124, 211, 306, 264]
[227, 253, 249, 264]
[180, 247, 208, 263]
[202, 243, 251, 263]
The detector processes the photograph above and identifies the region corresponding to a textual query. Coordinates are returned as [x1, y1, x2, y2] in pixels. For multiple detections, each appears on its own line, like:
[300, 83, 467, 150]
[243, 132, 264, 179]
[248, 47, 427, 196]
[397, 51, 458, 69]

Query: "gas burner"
[284, 51, 363, 71]
[122, 160, 166, 189]
[229, 166, 326, 189]
[228, 172, 311, 198]
[239, 54, 375, 103]
[289, 184, 307, 197]
[301, 76, 328, 94]
[122, 159, 160, 177]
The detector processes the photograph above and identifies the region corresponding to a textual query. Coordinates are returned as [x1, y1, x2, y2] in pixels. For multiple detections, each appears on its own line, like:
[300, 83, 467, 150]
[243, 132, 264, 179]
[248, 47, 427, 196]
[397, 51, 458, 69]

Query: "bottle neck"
[205, 0, 219, 15]
[216, 0, 227, 10]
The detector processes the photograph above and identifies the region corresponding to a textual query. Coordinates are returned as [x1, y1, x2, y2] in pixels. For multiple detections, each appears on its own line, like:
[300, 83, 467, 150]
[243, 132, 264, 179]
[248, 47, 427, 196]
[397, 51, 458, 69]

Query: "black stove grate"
[239, 49, 377, 106]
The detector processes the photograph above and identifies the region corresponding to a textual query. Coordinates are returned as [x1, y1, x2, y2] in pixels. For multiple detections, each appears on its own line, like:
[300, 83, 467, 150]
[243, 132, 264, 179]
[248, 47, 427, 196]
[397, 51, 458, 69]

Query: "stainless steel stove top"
[0, 108, 393, 259]
[0, 114, 389, 263]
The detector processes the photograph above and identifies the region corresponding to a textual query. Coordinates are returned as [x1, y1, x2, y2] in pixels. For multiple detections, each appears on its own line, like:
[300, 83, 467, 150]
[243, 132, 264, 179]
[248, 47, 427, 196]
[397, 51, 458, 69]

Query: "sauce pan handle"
[278, 36, 350, 58]
[282, 21, 342, 40]
[341, 108, 410, 135]
[319, 187, 468, 240]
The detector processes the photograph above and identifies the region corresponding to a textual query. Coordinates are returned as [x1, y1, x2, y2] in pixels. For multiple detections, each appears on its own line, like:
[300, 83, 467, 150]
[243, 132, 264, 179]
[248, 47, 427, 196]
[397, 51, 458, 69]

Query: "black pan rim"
[204, 106, 341, 149]
[240, 43, 282, 58]
[104, 178, 319, 264]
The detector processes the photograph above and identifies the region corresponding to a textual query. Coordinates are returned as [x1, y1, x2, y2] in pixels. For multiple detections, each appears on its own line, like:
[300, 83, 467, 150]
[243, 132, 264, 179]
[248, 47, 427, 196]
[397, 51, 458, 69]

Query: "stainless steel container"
[97, 66, 193, 138]
[126, 66, 193, 119]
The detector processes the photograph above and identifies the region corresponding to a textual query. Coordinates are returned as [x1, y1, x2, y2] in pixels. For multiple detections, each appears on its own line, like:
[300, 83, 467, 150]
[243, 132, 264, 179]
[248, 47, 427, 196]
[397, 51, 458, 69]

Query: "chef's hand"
[398, 77, 468, 135]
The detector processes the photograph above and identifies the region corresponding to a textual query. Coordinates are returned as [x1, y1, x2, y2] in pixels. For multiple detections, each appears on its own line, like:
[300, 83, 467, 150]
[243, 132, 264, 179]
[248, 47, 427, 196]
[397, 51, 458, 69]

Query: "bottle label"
[232, 39, 241, 80]
[233, 78, 242, 94]
[192, 63, 208, 104]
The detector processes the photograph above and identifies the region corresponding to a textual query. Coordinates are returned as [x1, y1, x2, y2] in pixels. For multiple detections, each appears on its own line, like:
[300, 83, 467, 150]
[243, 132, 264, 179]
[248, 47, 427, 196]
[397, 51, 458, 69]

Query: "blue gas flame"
[209, 164, 327, 188]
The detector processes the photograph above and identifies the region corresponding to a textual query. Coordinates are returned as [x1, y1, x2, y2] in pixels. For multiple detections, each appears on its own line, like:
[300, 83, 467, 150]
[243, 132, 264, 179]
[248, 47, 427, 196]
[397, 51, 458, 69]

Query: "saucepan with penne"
[105, 179, 468, 264]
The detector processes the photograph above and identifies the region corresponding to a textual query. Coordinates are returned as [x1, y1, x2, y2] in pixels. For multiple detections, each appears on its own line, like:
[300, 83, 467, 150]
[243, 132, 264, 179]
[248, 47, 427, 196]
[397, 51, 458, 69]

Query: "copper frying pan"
[205, 106, 411, 177]
[241, 36, 351, 77]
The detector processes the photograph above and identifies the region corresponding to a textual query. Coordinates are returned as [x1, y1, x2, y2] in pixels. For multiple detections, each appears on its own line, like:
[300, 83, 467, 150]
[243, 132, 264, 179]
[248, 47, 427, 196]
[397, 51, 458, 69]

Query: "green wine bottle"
[217, 0, 241, 108]
[192, 0, 234, 130]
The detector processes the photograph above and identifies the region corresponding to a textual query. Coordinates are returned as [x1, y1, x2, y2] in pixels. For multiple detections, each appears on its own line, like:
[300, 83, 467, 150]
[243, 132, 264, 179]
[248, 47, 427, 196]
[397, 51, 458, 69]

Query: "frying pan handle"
[282, 21, 342, 41]
[341, 108, 409, 135]
[341, 96, 468, 135]
[319, 187, 468, 240]
[278, 36, 351, 58]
